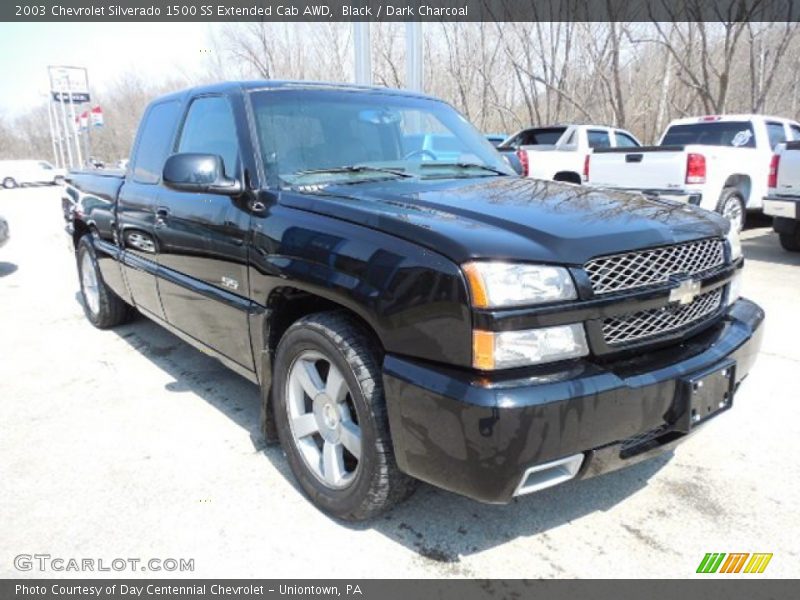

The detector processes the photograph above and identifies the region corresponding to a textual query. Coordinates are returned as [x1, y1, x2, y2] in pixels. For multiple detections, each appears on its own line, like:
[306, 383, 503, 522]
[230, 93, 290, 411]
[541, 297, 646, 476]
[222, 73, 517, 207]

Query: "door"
[117, 99, 181, 319]
[154, 94, 254, 369]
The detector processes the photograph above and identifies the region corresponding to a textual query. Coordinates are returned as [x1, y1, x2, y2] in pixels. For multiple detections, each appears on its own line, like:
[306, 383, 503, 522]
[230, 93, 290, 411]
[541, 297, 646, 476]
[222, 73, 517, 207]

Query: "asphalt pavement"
[1, 186, 798, 578]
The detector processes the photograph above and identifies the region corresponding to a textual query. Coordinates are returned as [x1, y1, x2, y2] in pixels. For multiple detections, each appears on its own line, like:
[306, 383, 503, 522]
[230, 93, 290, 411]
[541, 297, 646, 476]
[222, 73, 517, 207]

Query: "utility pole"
[405, 23, 424, 92]
[353, 23, 372, 85]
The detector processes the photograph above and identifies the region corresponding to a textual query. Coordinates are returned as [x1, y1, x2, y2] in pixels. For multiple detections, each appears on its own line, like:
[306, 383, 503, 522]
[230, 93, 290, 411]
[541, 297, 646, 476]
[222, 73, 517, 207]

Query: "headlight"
[473, 324, 589, 370]
[725, 226, 742, 262]
[463, 262, 577, 308]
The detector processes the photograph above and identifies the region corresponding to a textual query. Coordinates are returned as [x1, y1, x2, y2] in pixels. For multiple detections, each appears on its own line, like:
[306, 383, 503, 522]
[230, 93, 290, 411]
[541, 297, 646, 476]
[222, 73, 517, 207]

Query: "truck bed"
[588, 145, 693, 192]
[67, 169, 125, 204]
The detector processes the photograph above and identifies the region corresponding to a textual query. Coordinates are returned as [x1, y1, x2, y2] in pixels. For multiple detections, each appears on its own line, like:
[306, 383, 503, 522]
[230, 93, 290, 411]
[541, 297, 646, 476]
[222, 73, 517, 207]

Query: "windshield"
[250, 89, 514, 186]
[661, 121, 756, 148]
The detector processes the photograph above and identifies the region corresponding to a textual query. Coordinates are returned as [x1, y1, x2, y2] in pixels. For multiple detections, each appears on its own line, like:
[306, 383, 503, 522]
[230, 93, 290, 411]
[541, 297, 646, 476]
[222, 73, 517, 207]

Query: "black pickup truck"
[66, 81, 763, 520]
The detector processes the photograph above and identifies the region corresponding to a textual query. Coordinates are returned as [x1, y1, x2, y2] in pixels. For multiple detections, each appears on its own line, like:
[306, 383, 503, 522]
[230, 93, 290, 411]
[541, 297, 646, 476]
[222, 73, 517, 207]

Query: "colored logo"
[696, 553, 773, 574]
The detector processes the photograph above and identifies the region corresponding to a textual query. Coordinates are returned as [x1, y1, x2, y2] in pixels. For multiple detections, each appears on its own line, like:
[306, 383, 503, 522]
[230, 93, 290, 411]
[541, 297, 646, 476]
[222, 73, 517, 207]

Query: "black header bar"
[4, 0, 800, 22]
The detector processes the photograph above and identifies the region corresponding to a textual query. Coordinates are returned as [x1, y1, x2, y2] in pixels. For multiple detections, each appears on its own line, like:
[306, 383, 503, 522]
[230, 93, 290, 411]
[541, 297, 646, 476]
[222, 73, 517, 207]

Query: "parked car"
[498, 124, 642, 183]
[587, 114, 800, 231]
[764, 141, 800, 251]
[0, 215, 8, 249]
[0, 160, 66, 188]
[66, 81, 762, 521]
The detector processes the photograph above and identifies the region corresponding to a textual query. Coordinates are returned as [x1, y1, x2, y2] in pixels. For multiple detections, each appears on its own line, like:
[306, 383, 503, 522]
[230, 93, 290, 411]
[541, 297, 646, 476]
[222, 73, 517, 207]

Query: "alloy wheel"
[285, 350, 362, 489]
[81, 252, 100, 316]
[722, 196, 744, 232]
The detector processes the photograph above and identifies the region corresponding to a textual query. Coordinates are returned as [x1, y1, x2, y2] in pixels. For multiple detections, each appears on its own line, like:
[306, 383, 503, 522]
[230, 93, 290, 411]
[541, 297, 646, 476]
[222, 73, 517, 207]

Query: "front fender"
[248, 202, 473, 368]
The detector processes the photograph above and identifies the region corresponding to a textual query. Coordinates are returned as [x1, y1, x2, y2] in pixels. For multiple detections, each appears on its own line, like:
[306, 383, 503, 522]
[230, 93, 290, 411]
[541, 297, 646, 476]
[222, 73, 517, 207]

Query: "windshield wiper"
[419, 162, 509, 176]
[292, 165, 412, 179]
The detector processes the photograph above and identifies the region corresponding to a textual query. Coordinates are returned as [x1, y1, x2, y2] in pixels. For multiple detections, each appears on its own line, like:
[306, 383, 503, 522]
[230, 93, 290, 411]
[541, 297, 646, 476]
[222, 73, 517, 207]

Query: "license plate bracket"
[673, 360, 736, 433]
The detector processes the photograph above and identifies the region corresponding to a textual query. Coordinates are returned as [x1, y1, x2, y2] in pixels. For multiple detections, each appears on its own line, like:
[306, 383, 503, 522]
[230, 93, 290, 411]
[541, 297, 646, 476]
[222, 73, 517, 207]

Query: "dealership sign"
[51, 91, 91, 103]
[48, 66, 90, 100]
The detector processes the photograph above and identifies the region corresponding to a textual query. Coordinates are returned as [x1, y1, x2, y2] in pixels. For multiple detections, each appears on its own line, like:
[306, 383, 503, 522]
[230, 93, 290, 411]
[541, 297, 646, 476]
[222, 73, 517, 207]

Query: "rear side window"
[177, 96, 240, 178]
[766, 122, 787, 149]
[496, 133, 520, 149]
[790, 124, 800, 140]
[587, 130, 611, 149]
[615, 132, 640, 148]
[131, 100, 180, 185]
[661, 121, 756, 148]
[519, 127, 567, 145]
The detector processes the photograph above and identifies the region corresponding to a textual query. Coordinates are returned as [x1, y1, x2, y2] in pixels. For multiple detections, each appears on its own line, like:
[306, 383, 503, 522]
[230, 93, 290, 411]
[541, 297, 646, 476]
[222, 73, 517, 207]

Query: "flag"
[74, 112, 88, 131]
[90, 105, 104, 128]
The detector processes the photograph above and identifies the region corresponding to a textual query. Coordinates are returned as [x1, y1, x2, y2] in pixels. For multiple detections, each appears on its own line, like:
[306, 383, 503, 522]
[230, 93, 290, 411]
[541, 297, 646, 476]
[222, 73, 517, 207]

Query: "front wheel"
[272, 312, 415, 520]
[3, 177, 18, 189]
[77, 236, 134, 328]
[717, 187, 746, 232]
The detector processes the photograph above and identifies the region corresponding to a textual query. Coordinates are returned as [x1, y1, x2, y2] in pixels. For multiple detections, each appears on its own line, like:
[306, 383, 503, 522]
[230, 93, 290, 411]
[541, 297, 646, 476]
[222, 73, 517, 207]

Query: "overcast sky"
[0, 23, 216, 117]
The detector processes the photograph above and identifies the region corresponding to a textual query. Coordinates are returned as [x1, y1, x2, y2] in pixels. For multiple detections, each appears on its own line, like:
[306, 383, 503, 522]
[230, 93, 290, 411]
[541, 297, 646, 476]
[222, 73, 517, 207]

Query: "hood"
[279, 176, 727, 265]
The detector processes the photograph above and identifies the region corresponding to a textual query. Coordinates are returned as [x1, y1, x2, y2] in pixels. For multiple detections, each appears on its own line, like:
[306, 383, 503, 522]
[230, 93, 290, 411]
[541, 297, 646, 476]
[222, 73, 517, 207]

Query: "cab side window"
[587, 130, 611, 149]
[766, 122, 787, 150]
[131, 100, 180, 185]
[615, 132, 640, 148]
[177, 96, 239, 178]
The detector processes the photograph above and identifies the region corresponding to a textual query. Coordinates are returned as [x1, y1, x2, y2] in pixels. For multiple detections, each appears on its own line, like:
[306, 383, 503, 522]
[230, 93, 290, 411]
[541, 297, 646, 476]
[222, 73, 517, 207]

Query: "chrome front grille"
[585, 238, 725, 295]
[602, 288, 723, 346]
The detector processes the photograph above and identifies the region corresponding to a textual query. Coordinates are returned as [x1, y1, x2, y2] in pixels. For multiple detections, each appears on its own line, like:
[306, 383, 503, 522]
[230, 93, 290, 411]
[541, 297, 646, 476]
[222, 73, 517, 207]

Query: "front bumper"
[383, 299, 764, 503]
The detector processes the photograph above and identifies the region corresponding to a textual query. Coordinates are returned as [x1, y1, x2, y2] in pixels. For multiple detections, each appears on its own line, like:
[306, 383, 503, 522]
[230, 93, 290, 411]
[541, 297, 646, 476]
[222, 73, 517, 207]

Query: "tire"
[779, 230, 800, 252]
[716, 187, 746, 232]
[76, 236, 134, 328]
[272, 311, 416, 520]
[3, 177, 18, 189]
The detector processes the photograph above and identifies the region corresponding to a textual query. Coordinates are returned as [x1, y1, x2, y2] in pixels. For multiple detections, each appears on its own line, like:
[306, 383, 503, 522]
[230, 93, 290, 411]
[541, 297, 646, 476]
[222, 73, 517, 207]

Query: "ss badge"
[221, 276, 239, 291]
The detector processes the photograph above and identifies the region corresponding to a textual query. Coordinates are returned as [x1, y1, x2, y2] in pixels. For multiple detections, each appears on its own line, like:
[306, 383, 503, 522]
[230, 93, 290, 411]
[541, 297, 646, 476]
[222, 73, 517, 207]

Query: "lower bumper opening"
[513, 453, 585, 497]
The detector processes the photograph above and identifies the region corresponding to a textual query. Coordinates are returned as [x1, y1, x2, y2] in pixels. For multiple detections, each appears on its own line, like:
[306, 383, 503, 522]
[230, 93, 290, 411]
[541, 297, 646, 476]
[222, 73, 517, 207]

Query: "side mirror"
[162, 153, 242, 195]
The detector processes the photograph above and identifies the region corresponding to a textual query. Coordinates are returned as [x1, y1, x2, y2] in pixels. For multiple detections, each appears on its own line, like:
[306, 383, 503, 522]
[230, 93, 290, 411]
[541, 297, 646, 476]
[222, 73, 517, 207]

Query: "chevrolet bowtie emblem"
[669, 278, 702, 305]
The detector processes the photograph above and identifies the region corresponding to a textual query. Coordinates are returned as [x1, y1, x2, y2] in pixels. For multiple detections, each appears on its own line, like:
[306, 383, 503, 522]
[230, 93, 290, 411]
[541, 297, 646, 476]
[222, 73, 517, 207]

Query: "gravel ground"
[1, 186, 798, 579]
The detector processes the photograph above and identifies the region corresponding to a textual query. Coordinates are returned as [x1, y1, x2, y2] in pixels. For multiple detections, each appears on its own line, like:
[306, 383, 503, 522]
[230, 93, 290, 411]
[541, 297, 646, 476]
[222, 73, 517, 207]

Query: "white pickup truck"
[0, 159, 66, 189]
[764, 141, 800, 251]
[497, 124, 641, 184]
[586, 115, 800, 231]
